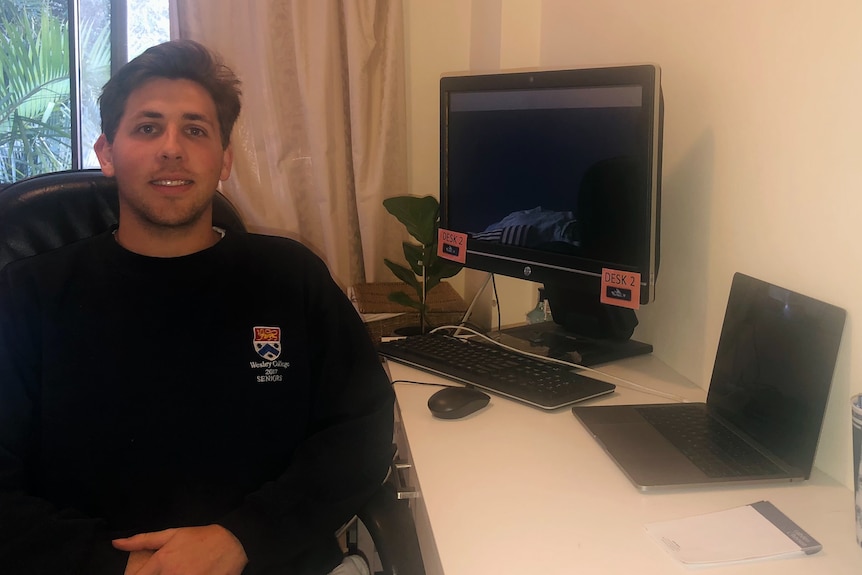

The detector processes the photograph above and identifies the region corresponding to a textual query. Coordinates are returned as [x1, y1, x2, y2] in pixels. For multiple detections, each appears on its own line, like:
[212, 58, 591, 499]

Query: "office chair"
[0, 169, 426, 575]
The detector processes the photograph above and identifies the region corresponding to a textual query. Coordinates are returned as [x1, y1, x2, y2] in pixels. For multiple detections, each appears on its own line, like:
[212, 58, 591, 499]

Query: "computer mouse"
[427, 386, 490, 419]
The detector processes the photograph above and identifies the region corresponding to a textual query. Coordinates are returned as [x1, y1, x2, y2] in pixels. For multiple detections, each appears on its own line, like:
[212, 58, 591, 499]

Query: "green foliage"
[78, 11, 111, 164]
[383, 195, 463, 329]
[0, 6, 71, 181]
[0, 0, 66, 21]
[126, 0, 171, 59]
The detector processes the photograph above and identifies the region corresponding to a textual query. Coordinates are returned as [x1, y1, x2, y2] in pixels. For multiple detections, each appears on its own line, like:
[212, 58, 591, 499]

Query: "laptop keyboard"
[378, 334, 615, 409]
[636, 404, 785, 478]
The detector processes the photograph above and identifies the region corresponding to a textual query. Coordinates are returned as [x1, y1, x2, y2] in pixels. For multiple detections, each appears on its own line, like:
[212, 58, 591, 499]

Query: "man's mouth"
[151, 179, 194, 186]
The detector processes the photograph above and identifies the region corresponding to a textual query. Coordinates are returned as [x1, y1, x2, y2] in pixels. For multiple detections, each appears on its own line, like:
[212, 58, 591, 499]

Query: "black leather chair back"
[0, 169, 246, 271]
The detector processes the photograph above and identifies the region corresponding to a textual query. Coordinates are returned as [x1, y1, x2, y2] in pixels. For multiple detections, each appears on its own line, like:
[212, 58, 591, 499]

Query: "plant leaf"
[388, 291, 423, 312]
[0, 8, 72, 181]
[427, 258, 463, 281]
[383, 195, 439, 246]
[384, 259, 421, 293]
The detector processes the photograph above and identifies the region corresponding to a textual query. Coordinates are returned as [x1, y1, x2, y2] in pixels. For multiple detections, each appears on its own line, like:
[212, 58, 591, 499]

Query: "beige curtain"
[171, 0, 406, 289]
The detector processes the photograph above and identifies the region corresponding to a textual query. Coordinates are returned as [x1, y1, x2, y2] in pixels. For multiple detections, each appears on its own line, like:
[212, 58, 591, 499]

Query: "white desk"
[386, 354, 861, 574]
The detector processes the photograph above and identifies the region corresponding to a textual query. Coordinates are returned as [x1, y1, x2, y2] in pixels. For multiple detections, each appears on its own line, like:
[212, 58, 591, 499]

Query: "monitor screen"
[439, 64, 663, 359]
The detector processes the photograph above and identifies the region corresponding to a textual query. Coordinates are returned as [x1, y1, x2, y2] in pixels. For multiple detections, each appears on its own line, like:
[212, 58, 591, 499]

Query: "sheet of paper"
[645, 500, 821, 566]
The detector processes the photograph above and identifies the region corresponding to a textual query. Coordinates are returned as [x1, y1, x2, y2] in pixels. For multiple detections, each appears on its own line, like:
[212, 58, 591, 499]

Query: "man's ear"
[220, 144, 234, 182]
[94, 134, 115, 177]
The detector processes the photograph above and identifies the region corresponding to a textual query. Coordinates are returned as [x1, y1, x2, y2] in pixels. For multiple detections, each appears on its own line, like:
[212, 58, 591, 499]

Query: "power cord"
[491, 274, 501, 333]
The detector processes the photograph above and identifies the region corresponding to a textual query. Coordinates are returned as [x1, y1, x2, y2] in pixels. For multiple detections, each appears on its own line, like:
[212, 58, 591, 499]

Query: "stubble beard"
[126, 194, 213, 232]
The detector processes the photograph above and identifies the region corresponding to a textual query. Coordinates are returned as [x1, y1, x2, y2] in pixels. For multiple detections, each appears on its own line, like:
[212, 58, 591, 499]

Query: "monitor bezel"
[439, 64, 663, 306]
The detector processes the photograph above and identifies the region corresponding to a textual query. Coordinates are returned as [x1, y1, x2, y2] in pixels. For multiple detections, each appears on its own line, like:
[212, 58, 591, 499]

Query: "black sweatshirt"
[0, 230, 394, 575]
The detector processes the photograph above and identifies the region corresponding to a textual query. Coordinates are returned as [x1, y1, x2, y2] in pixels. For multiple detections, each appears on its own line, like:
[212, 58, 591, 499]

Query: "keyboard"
[378, 334, 615, 410]
[636, 404, 784, 478]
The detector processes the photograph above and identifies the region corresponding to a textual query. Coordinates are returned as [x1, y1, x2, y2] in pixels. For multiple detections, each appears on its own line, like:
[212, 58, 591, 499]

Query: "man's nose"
[158, 127, 184, 160]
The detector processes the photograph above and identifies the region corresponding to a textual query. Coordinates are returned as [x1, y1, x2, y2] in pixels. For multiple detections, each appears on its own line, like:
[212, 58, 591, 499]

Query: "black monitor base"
[494, 322, 652, 367]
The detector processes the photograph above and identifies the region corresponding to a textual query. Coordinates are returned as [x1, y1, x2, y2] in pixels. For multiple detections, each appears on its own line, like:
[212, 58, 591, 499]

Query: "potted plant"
[383, 195, 463, 334]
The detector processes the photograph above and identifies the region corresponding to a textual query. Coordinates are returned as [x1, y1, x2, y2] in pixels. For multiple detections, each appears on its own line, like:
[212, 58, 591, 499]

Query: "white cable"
[430, 324, 690, 403]
[453, 272, 494, 337]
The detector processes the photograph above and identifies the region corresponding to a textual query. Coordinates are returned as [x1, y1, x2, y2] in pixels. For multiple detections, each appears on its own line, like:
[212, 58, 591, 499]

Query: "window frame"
[70, 0, 129, 170]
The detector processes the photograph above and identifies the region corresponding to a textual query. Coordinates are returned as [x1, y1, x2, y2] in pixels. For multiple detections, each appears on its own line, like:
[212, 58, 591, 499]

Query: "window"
[0, 0, 169, 184]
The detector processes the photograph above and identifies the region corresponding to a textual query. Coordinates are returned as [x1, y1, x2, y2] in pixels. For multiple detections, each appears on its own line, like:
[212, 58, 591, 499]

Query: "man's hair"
[98, 40, 242, 149]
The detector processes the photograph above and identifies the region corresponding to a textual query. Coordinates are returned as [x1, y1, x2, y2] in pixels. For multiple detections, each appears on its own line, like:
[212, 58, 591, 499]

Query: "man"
[0, 40, 394, 575]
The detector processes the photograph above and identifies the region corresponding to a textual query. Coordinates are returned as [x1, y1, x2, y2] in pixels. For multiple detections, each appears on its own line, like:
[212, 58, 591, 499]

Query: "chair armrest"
[357, 481, 426, 575]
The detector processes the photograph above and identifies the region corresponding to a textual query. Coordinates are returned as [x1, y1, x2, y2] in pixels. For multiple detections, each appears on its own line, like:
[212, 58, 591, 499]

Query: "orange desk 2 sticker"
[600, 268, 641, 310]
[438, 228, 468, 263]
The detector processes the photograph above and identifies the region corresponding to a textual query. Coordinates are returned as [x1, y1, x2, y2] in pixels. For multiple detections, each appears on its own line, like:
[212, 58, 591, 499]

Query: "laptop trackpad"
[574, 406, 708, 489]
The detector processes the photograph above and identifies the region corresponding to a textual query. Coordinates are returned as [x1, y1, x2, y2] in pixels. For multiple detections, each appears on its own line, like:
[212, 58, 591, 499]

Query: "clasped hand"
[114, 524, 248, 575]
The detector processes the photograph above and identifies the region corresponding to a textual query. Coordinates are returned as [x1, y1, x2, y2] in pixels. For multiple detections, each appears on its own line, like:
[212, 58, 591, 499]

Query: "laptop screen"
[707, 273, 846, 475]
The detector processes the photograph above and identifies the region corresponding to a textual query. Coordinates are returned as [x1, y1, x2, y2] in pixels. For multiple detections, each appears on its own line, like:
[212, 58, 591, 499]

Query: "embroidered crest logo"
[253, 326, 282, 361]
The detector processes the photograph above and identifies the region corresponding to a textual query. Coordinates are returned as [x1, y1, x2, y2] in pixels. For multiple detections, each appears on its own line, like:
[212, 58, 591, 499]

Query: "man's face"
[94, 78, 233, 231]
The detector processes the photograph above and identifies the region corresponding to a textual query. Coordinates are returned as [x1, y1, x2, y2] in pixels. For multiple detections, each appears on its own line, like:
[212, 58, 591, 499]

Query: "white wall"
[404, 0, 546, 329]
[404, 0, 862, 489]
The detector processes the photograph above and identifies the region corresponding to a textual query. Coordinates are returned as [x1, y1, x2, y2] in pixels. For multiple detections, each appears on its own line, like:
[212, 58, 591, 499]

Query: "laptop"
[572, 272, 846, 491]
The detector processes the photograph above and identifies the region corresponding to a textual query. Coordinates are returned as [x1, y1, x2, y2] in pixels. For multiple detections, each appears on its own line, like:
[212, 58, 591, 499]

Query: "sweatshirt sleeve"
[0, 266, 129, 575]
[217, 256, 395, 573]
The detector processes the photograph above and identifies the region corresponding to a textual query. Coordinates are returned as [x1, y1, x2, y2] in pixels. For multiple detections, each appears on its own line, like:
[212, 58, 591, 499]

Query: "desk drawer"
[393, 400, 420, 503]
[393, 399, 444, 575]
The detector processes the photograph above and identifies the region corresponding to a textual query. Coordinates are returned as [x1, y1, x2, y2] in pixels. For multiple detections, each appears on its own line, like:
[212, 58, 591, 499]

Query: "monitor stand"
[495, 321, 653, 367]
[457, 274, 653, 366]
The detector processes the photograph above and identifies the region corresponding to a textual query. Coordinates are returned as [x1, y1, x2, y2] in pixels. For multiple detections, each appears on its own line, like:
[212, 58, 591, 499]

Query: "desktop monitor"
[439, 64, 664, 365]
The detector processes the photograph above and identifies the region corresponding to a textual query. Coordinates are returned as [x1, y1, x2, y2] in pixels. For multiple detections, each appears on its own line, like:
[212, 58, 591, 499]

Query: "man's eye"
[187, 127, 206, 137]
[137, 125, 157, 135]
